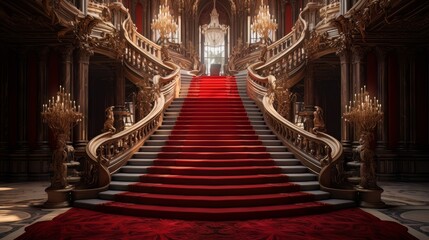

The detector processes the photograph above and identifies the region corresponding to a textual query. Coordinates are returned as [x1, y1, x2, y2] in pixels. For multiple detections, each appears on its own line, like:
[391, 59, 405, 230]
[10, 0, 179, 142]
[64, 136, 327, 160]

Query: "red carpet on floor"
[16, 207, 417, 240]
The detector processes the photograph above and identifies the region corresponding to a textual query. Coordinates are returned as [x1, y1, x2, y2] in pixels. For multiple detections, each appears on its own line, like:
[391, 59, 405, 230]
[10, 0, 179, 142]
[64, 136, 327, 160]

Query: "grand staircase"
[74, 73, 354, 220]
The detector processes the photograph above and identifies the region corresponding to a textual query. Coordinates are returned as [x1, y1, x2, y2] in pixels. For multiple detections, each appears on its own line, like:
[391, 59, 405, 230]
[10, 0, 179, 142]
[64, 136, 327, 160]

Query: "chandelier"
[151, 0, 178, 43]
[251, 1, 277, 43]
[42, 85, 83, 139]
[343, 85, 383, 133]
[202, 0, 228, 46]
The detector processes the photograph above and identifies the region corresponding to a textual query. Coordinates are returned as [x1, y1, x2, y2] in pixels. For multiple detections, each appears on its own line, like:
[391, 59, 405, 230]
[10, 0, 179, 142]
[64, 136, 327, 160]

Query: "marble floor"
[0, 181, 428, 240]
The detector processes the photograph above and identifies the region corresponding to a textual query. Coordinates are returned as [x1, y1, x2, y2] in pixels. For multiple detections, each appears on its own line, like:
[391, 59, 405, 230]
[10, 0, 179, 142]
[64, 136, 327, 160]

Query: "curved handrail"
[80, 84, 166, 196]
[246, 3, 356, 199]
[250, 3, 311, 88]
[71, 1, 181, 198]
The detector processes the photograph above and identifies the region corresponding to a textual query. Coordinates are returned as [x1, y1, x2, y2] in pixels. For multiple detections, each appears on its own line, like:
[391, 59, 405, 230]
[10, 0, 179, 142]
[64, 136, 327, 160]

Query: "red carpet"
[91, 76, 334, 220]
[16, 207, 417, 240]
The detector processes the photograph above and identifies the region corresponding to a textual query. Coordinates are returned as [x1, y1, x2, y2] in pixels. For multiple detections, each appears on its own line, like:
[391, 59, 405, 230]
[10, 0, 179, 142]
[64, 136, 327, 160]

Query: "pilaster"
[339, 49, 352, 150]
[37, 47, 51, 151]
[375, 47, 389, 148]
[73, 49, 91, 151]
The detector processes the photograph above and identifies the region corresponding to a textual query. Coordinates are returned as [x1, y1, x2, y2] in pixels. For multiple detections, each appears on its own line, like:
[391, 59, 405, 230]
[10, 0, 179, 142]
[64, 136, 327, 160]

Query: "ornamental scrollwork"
[331, 0, 392, 46]
[72, 15, 102, 53]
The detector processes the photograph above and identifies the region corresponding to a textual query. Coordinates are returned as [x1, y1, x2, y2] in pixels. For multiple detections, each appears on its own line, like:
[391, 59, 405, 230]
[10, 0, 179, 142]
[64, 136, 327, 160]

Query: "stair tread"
[100, 190, 328, 200]
[73, 75, 348, 221]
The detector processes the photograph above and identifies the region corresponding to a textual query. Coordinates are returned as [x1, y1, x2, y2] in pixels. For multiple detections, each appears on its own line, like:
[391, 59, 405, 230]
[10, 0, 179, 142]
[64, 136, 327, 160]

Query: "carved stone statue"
[312, 106, 326, 133]
[50, 133, 70, 189]
[103, 106, 116, 133]
[355, 131, 378, 189]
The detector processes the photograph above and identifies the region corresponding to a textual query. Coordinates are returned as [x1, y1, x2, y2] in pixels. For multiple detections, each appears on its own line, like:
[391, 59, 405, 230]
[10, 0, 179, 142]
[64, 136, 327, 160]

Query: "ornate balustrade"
[60, 1, 181, 198]
[227, 15, 299, 73]
[246, 2, 356, 199]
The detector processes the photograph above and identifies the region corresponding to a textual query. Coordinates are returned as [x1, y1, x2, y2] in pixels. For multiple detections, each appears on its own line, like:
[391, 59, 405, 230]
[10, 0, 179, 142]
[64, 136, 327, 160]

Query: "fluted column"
[339, 50, 352, 150]
[397, 48, 411, 149]
[73, 49, 91, 151]
[37, 47, 50, 151]
[60, 47, 74, 93]
[352, 45, 367, 97]
[17, 49, 29, 150]
[375, 47, 389, 148]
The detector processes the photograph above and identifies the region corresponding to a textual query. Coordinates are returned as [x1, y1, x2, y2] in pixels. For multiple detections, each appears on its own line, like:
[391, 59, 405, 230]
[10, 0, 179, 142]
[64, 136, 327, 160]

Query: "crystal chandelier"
[251, 1, 277, 43]
[151, 0, 178, 43]
[202, 0, 228, 46]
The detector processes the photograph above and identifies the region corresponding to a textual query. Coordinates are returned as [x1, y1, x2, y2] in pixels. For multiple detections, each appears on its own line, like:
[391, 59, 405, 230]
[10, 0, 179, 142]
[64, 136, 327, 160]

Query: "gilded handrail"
[246, 3, 355, 199]
[71, 1, 180, 198]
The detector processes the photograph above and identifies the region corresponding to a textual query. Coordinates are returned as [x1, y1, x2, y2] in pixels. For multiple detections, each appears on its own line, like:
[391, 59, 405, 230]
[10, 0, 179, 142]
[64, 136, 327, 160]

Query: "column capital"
[77, 48, 92, 63]
[351, 45, 369, 63]
[61, 46, 74, 61]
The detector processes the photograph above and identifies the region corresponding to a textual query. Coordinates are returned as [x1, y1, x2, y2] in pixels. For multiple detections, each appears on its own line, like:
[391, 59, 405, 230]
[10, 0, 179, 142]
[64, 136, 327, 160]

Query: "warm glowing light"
[343, 85, 383, 132]
[151, 0, 178, 42]
[202, 0, 228, 46]
[251, 2, 277, 43]
[41, 85, 83, 138]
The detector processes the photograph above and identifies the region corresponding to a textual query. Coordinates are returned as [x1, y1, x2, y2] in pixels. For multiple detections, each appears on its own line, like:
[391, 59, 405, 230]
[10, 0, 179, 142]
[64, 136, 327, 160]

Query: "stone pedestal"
[357, 187, 386, 208]
[43, 186, 73, 208]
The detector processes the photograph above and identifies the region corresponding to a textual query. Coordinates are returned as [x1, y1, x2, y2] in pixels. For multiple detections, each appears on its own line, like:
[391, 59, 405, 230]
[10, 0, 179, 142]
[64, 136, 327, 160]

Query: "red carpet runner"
[16, 76, 417, 239]
[16, 208, 417, 240]
[95, 76, 331, 220]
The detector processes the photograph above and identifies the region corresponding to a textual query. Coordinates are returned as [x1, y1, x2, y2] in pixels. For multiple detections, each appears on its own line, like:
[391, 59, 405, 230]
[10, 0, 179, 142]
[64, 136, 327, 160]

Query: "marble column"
[351, 45, 367, 98]
[73, 49, 91, 151]
[17, 49, 29, 150]
[397, 48, 411, 150]
[375, 47, 389, 148]
[60, 47, 74, 93]
[37, 47, 50, 151]
[351, 45, 368, 147]
[339, 50, 352, 150]
[9, 49, 29, 180]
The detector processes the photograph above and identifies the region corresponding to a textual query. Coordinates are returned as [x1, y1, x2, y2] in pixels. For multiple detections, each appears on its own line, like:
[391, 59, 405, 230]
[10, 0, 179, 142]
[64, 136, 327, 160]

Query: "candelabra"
[251, 2, 277, 44]
[343, 85, 383, 134]
[42, 86, 83, 140]
[343, 85, 385, 207]
[42, 86, 83, 208]
[151, 0, 177, 43]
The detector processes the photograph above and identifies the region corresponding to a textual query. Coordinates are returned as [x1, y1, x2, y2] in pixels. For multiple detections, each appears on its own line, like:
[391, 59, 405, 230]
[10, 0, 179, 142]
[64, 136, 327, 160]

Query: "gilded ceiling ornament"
[72, 15, 102, 53]
[42, 0, 61, 25]
[305, 30, 346, 58]
[331, 0, 392, 48]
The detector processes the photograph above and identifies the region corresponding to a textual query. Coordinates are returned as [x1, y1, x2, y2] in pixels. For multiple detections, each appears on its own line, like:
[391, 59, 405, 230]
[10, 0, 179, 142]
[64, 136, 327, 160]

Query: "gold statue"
[103, 106, 116, 133]
[312, 106, 326, 133]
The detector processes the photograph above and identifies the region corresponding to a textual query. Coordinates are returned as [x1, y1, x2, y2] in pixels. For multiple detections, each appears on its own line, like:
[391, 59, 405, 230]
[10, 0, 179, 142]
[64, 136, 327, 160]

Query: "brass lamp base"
[43, 186, 73, 209]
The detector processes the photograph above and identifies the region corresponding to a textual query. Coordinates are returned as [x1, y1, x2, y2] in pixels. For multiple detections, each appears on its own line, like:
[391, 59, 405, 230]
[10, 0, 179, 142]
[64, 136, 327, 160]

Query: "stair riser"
[121, 184, 303, 196]
[136, 175, 291, 185]
[106, 193, 319, 208]
[94, 202, 333, 221]
[121, 166, 308, 175]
